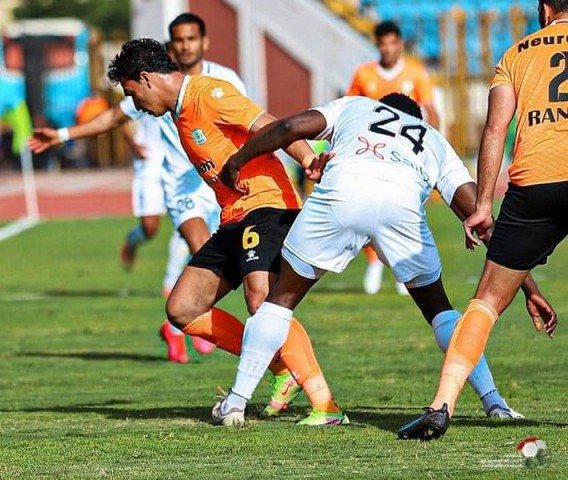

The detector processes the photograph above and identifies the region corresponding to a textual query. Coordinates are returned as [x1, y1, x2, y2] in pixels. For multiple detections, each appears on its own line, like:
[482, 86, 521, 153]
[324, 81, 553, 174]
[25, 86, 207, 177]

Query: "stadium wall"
[188, 0, 376, 113]
[131, 0, 186, 41]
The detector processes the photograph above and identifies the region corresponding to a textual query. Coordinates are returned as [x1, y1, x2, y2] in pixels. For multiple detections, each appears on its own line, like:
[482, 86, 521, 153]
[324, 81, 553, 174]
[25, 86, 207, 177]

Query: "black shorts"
[189, 207, 300, 288]
[487, 181, 568, 270]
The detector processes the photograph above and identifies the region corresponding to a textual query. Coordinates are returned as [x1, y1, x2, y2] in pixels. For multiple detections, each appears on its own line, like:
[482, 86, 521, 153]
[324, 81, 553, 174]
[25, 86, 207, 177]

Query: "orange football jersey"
[347, 58, 434, 104]
[173, 76, 301, 225]
[491, 21, 568, 186]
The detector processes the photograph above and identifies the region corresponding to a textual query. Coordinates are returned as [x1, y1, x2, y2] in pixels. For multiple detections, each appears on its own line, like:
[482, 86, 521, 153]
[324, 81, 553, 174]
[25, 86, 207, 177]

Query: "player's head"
[538, 0, 568, 27]
[108, 38, 179, 117]
[168, 13, 209, 73]
[380, 93, 423, 120]
[374, 21, 403, 68]
[164, 40, 177, 63]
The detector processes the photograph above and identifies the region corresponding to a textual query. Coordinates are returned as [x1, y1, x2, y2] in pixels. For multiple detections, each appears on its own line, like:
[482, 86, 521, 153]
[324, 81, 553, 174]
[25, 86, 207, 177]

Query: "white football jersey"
[201, 60, 247, 96]
[120, 61, 247, 184]
[132, 114, 164, 176]
[312, 96, 473, 205]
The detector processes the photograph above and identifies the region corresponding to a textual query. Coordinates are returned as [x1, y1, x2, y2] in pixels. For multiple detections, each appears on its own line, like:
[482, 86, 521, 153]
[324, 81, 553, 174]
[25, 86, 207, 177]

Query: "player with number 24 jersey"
[283, 95, 472, 283]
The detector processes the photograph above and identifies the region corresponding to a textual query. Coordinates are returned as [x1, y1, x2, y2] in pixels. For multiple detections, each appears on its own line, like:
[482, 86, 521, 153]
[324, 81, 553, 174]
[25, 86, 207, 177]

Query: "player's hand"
[463, 209, 494, 251]
[525, 292, 558, 339]
[220, 157, 248, 194]
[28, 128, 61, 154]
[305, 151, 335, 182]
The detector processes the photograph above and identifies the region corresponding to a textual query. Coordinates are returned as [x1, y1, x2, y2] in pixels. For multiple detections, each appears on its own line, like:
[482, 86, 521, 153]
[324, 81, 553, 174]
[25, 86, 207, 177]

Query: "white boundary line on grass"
[0, 147, 41, 242]
[0, 216, 40, 242]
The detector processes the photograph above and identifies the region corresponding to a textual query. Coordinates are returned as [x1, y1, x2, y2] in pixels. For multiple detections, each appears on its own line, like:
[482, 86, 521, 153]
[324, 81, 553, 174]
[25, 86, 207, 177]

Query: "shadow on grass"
[0, 289, 162, 303]
[2, 400, 235, 424]
[346, 406, 568, 432]
[4, 402, 567, 431]
[19, 351, 166, 363]
[44, 288, 161, 299]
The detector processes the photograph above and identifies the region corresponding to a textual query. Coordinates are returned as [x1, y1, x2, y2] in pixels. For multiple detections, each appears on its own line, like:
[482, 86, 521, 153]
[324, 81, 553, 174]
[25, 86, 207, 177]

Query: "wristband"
[57, 128, 71, 143]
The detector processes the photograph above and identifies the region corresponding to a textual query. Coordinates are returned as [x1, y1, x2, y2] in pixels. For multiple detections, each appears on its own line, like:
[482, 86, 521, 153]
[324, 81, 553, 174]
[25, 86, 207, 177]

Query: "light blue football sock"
[432, 310, 508, 411]
[126, 224, 149, 247]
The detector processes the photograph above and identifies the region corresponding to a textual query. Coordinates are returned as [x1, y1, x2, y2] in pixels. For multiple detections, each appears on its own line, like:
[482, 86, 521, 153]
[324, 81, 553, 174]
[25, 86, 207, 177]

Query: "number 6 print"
[242, 225, 260, 249]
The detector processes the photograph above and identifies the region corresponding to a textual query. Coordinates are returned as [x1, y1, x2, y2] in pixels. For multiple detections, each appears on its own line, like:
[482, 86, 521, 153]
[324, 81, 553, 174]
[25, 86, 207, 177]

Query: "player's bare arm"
[121, 121, 146, 159]
[250, 112, 320, 168]
[451, 182, 558, 338]
[221, 111, 327, 190]
[464, 85, 516, 248]
[29, 106, 130, 154]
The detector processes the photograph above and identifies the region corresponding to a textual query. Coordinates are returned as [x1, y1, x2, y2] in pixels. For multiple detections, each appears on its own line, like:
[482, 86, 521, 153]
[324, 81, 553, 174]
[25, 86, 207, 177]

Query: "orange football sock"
[181, 308, 288, 375]
[279, 318, 341, 413]
[182, 308, 243, 355]
[431, 299, 498, 415]
[267, 354, 289, 376]
[363, 246, 379, 263]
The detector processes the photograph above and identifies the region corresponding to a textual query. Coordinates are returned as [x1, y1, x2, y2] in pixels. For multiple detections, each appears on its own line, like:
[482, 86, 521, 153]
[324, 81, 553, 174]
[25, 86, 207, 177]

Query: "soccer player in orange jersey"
[107, 38, 347, 426]
[347, 21, 439, 127]
[398, 0, 562, 441]
[348, 20, 441, 296]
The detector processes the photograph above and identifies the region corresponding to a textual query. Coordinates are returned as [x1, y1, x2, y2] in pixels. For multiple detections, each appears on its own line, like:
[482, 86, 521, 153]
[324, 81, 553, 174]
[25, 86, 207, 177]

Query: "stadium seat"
[328, 0, 538, 70]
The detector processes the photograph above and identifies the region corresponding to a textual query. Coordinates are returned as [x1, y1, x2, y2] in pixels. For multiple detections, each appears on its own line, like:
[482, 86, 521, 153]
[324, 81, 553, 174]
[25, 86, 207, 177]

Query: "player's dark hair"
[168, 13, 206, 38]
[542, 0, 568, 12]
[374, 20, 402, 40]
[107, 38, 179, 84]
[380, 93, 423, 120]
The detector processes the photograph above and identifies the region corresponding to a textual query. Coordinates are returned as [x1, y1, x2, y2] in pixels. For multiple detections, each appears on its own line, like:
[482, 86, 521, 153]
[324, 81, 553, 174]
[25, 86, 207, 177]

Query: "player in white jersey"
[119, 113, 186, 297]
[211, 93, 554, 425]
[28, 13, 246, 363]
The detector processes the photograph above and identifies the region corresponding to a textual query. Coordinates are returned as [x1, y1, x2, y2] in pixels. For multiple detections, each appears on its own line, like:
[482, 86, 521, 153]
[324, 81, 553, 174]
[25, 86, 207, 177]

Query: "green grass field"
[1, 206, 567, 479]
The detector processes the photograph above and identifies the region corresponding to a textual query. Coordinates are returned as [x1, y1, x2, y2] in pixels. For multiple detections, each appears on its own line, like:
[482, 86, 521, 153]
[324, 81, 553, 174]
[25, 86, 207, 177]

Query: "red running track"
[0, 167, 509, 221]
[0, 169, 133, 220]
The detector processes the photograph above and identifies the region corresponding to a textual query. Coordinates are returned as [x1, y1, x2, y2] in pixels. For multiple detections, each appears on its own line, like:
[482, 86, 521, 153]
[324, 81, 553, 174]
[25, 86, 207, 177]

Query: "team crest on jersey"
[210, 87, 225, 99]
[191, 129, 207, 145]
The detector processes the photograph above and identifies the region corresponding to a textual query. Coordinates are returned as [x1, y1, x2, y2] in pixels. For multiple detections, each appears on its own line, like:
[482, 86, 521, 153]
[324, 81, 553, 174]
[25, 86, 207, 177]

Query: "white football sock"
[230, 302, 293, 402]
[363, 260, 383, 295]
[162, 230, 190, 292]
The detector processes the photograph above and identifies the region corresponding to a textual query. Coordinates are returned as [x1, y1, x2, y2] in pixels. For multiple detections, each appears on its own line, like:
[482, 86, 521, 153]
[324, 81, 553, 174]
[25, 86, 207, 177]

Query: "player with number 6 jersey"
[108, 38, 348, 426]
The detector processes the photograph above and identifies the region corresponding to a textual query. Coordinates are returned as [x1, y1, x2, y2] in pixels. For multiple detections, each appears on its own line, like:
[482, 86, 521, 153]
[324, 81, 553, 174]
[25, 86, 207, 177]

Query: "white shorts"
[131, 159, 167, 217]
[283, 170, 441, 285]
[162, 167, 220, 233]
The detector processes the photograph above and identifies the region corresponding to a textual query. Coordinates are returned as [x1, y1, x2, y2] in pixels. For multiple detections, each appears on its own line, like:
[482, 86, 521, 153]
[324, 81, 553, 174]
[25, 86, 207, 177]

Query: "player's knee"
[165, 295, 198, 329]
